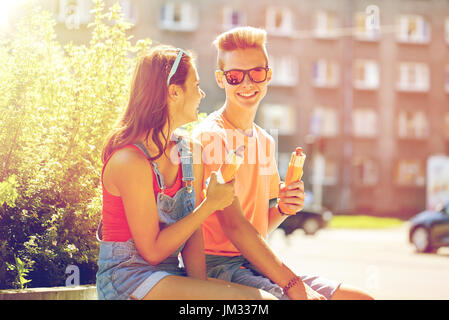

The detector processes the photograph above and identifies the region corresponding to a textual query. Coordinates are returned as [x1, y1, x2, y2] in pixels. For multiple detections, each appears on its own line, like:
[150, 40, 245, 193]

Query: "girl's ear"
[267, 68, 272, 83]
[168, 84, 181, 100]
[215, 70, 225, 89]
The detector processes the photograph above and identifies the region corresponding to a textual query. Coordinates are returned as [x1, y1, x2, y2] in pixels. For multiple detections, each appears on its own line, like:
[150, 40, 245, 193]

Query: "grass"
[328, 215, 404, 229]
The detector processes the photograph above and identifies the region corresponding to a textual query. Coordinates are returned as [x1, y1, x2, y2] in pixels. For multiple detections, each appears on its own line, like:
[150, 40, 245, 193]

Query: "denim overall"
[96, 136, 196, 300]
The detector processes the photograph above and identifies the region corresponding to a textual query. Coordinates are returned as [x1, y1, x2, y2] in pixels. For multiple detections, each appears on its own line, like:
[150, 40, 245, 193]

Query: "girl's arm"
[106, 147, 233, 266]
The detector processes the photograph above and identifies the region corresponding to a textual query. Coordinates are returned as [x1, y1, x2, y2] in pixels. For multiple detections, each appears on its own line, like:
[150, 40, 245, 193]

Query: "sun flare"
[0, 0, 26, 29]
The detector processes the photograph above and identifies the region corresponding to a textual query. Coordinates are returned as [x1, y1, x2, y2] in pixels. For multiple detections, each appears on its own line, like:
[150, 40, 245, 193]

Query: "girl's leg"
[140, 275, 278, 300]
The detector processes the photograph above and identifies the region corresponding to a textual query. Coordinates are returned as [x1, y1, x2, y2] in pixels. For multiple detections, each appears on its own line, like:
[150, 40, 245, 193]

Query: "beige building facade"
[28, 0, 449, 218]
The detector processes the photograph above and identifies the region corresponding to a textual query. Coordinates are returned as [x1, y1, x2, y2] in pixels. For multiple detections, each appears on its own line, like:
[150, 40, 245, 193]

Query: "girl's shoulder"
[107, 145, 150, 171]
[102, 145, 154, 194]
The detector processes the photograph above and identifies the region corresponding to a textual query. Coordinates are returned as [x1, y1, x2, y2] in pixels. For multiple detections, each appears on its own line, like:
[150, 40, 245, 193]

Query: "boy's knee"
[331, 284, 374, 300]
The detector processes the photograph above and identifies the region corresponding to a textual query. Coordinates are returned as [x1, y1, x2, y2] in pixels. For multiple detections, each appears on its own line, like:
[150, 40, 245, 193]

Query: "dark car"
[278, 203, 333, 236]
[409, 203, 449, 253]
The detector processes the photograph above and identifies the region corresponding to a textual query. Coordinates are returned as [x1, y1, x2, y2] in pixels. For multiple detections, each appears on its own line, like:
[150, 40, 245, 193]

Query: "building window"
[119, 0, 138, 25]
[312, 60, 339, 88]
[397, 63, 429, 92]
[446, 18, 449, 44]
[395, 159, 425, 187]
[266, 6, 293, 36]
[354, 11, 380, 41]
[309, 156, 339, 186]
[352, 156, 379, 186]
[323, 158, 339, 185]
[444, 113, 449, 139]
[222, 7, 246, 30]
[57, 0, 92, 28]
[259, 104, 296, 135]
[446, 66, 449, 93]
[352, 109, 378, 138]
[353, 60, 379, 90]
[397, 110, 429, 139]
[314, 10, 338, 39]
[310, 107, 339, 137]
[269, 55, 298, 87]
[159, 2, 198, 31]
[396, 14, 430, 44]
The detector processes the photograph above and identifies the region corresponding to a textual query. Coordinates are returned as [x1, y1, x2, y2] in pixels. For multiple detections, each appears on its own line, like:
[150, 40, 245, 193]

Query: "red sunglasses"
[220, 67, 270, 85]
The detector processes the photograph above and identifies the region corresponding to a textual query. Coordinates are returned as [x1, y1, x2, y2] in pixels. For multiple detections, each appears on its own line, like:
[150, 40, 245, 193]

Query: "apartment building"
[35, 0, 449, 218]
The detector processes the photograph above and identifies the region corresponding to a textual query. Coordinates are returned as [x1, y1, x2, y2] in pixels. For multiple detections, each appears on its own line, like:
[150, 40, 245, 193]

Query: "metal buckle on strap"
[184, 180, 193, 193]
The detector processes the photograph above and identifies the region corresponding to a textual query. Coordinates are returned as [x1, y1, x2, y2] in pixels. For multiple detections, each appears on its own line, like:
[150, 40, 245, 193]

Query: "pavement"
[267, 223, 449, 300]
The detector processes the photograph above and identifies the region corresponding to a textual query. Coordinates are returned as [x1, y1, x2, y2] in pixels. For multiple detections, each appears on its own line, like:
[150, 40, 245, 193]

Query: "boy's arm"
[181, 228, 207, 280]
[216, 197, 313, 300]
[180, 139, 207, 280]
[268, 198, 289, 234]
[268, 205, 288, 234]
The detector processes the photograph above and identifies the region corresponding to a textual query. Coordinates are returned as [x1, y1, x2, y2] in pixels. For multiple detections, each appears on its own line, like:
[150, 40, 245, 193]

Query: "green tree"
[0, 0, 151, 289]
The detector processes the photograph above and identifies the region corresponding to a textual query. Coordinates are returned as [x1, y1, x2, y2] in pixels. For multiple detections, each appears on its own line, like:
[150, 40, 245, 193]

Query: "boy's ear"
[215, 70, 225, 89]
[267, 68, 272, 83]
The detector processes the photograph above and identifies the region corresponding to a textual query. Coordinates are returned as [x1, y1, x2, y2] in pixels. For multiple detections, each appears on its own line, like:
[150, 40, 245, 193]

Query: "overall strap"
[174, 135, 194, 193]
[134, 142, 166, 190]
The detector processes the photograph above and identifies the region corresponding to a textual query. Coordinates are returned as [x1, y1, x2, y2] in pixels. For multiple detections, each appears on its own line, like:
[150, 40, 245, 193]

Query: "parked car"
[278, 203, 333, 236]
[409, 203, 449, 253]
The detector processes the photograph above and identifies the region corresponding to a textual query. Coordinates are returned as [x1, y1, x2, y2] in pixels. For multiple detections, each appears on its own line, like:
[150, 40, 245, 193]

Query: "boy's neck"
[222, 101, 258, 133]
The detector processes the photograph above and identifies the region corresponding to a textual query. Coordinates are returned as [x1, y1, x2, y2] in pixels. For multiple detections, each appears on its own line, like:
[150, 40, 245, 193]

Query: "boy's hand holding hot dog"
[277, 148, 306, 215]
[277, 180, 305, 215]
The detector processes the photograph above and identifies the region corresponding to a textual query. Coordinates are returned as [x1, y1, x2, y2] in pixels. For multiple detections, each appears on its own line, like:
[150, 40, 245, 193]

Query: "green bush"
[0, 0, 151, 289]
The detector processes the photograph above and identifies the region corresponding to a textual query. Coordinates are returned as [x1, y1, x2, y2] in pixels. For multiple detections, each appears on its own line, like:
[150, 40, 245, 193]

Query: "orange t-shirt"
[193, 108, 280, 256]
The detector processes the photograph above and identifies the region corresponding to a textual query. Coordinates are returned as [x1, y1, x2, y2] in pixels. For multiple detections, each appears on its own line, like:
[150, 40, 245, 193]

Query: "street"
[267, 224, 449, 300]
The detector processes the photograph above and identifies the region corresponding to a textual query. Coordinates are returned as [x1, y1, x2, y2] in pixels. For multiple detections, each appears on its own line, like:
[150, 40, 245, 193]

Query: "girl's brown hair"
[102, 45, 192, 163]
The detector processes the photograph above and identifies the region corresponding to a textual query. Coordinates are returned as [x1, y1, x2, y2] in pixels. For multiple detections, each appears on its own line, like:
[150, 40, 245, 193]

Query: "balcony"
[353, 60, 380, 90]
[265, 6, 294, 37]
[396, 63, 430, 93]
[159, 2, 198, 32]
[396, 14, 431, 45]
[312, 60, 339, 88]
[268, 55, 298, 87]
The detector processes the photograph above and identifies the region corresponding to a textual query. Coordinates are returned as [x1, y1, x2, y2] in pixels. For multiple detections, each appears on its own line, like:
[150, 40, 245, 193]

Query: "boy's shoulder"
[254, 122, 276, 145]
[192, 110, 227, 140]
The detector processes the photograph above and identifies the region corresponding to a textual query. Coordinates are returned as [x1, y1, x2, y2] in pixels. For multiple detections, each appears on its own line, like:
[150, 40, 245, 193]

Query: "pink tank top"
[101, 145, 182, 242]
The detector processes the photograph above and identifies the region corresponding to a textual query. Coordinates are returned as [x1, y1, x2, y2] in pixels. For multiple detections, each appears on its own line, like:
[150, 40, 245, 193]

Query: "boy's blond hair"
[213, 26, 269, 69]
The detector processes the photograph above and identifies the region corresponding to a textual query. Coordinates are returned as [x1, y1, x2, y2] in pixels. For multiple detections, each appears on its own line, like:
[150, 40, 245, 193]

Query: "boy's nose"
[240, 73, 253, 86]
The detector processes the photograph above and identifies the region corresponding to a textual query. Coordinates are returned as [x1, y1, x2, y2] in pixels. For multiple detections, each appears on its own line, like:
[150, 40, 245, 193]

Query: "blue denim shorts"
[96, 239, 187, 300]
[206, 255, 341, 300]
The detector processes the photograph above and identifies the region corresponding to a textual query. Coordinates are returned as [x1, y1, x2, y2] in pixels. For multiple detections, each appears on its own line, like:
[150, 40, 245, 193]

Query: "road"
[267, 224, 449, 300]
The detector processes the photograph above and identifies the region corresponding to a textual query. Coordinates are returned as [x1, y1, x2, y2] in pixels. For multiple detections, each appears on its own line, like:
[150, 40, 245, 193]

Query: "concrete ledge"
[0, 285, 97, 300]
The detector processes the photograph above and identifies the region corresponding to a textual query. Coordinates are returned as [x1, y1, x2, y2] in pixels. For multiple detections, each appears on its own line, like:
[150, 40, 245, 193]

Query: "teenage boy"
[193, 27, 373, 300]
